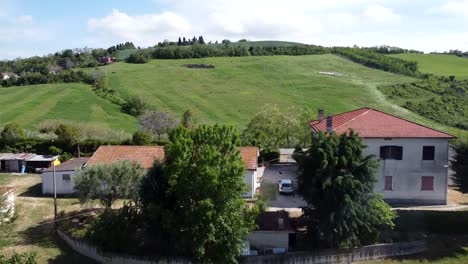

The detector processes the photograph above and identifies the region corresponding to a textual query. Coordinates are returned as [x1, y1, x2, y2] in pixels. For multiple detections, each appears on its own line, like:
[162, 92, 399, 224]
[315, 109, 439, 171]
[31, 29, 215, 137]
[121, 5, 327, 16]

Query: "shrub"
[259, 149, 280, 164]
[132, 131, 153, 145]
[395, 210, 468, 234]
[125, 51, 150, 64]
[0, 253, 36, 264]
[59, 152, 73, 162]
[48, 146, 62, 155]
[122, 95, 149, 116]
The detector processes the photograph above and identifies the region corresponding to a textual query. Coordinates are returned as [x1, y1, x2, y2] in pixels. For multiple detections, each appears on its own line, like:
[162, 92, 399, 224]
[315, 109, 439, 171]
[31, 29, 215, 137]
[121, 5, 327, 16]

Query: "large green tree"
[74, 160, 145, 208]
[0, 123, 25, 147]
[140, 125, 257, 263]
[451, 141, 468, 193]
[297, 130, 395, 248]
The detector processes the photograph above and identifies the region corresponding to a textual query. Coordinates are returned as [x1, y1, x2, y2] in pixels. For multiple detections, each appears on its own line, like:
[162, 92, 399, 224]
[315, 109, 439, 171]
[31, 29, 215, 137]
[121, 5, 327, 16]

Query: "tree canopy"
[296, 130, 395, 248]
[140, 125, 257, 263]
[0, 123, 25, 147]
[451, 141, 468, 193]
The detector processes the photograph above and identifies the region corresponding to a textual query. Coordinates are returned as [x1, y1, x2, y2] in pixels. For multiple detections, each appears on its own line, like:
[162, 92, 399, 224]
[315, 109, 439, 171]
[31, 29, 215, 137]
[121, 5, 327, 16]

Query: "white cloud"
[88, 9, 192, 46]
[440, 0, 468, 16]
[16, 15, 33, 24]
[364, 4, 401, 23]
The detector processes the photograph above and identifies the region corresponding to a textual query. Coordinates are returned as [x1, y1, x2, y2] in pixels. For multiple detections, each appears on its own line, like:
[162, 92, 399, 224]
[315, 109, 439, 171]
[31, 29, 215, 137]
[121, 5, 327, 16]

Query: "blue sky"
[1, 0, 467, 59]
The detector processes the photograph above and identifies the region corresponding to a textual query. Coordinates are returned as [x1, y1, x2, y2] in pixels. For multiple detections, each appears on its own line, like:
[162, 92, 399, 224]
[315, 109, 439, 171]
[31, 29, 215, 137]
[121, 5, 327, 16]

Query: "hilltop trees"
[296, 130, 395, 248]
[140, 125, 257, 263]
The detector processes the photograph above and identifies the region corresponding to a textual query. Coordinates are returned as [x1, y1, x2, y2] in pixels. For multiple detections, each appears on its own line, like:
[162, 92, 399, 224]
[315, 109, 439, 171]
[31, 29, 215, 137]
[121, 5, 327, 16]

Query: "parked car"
[278, 179, 294, 194]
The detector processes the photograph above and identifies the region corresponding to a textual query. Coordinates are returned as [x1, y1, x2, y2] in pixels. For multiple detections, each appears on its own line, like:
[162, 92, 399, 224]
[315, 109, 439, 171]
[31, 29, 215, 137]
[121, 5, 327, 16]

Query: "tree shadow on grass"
[386, 235, 468, 262]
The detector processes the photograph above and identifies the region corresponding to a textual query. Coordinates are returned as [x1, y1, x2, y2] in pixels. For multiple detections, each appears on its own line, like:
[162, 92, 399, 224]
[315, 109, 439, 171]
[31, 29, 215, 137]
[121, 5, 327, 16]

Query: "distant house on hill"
[1, 72, 17, 80]
[309, 108, 454, 205]
[42, 145, 261, 198]
[98, 57, 115, 64]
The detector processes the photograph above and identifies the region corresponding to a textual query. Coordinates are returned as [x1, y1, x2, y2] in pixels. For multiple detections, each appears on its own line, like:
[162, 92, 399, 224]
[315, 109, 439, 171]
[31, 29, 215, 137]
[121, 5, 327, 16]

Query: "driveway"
[259, 163, 307, 209]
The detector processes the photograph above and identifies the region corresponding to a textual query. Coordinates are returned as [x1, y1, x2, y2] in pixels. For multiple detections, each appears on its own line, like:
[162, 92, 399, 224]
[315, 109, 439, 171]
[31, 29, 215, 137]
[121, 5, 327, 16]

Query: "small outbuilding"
[42, 158, 88, 195]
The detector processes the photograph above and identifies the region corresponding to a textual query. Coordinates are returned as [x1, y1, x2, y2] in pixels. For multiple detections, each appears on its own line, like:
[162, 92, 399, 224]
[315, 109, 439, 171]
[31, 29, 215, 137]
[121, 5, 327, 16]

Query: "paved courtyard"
[259, 163, 307, 209]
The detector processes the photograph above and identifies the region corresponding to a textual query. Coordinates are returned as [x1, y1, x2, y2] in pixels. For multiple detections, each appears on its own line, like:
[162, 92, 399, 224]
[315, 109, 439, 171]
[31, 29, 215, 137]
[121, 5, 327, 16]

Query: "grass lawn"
[0, 173, 93, 263]
[390, 53, 468, 79]
[0, 83, 136, 131]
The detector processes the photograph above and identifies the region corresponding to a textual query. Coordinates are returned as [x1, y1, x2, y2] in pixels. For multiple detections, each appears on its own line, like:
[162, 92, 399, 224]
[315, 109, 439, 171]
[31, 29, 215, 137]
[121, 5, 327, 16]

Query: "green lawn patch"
[390, 54, 468, 79]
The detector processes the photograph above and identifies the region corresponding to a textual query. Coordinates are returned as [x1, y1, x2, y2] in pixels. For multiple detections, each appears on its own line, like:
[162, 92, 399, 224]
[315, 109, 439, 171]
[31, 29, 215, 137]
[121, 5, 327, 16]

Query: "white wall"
[248, 231, 290, 251]
[364, 138, 450, 205]
[244, 170, 257, 199]
[42, 170, 77, 195]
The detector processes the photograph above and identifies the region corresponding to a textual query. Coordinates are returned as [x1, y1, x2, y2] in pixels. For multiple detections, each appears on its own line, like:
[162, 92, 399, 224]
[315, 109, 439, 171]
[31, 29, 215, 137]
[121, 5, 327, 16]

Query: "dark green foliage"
[379, 76, 468, 129]
[259, 149, 280, 164]
[125, 50, 151, 64]
[298, 131, 395, 248]
[0, 252, 37, 264]
[59, 152, 73, 162]
[74, 160, 145, 208]
[332, 47, 420, 77]
[395, 210, 468, 234]
[107, 42, 136, 54]
[85, 205, 143, 253]
[1, 123, 25, 146]
[181, 110, 195, 129]
[1, 69, 95, 87]
[132, 131, 153, 145]
[140, 125, 257, 263]
[55, 124, 80, 147]
[451, 142, 468, 193]
[48, 146, 62, 155]
[121, 95, 149, 116]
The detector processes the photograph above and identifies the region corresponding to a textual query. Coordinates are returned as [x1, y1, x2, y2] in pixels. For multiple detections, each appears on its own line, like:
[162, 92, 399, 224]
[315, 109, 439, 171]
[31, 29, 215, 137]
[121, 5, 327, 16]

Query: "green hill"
[390, 53, 468, 79]
[0, 83, 135, 131]
[2, 54, 463, 136]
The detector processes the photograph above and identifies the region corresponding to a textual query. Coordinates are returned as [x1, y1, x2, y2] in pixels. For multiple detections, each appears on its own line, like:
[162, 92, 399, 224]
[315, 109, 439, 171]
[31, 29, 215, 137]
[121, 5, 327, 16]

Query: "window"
[62, 174, 71, 181]
[384, 176, 393, 191]
[380, 146, 403, 160]
[421, 176, 434, 191]
[422, 146, 435, 160]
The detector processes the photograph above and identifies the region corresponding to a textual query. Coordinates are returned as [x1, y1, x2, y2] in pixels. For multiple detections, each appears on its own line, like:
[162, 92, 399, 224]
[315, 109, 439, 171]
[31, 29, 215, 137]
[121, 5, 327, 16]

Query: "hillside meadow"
[1, 54, 463, 136]
[390, 53, 468, 79]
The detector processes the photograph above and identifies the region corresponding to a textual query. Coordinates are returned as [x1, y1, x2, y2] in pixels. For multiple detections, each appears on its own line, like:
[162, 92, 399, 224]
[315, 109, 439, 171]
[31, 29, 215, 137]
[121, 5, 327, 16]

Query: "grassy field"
[1, 54, 465, 136]
[390, 53, 468, 79]
[0, 83, 136, 131]
[0, 173, 92, 263]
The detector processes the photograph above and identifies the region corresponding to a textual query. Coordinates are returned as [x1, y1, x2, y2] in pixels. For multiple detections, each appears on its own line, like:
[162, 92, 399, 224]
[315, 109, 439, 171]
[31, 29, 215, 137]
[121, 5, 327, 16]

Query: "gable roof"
[309, 108, 454, 138]
[239, 147, 259, 170]
[43, 158, 89, 172]
[86, 145, 258, 170]
[86, 146, 165, 169]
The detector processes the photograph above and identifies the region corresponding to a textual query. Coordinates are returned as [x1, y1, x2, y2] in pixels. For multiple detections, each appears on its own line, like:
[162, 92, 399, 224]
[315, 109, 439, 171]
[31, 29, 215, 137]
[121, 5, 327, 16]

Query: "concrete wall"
[244, 170, 258, 199]
[364, 138, 450, 205]
[57, 230, 191, 264]
[248, 231, 290, 252]
[42, 170, 77, 195]
[242, 240, 427, 264]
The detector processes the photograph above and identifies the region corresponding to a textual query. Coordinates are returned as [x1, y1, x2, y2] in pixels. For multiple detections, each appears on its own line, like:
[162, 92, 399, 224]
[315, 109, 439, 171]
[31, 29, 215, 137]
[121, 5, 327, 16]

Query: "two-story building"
[309, 108, 454, 205]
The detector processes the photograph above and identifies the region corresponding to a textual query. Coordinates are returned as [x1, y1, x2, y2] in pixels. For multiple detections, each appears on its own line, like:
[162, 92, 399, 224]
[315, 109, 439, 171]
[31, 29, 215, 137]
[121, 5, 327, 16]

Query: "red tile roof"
[86, 146, 259, 170]
[43, 158, 89, 172]
[309, 108, 454, 138]
[86, 146, 165, 169]
[239, 147, 259, 170]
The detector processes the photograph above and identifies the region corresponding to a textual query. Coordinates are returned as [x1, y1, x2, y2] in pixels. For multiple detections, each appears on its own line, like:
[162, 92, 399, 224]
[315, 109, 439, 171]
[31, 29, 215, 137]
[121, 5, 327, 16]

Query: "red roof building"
[309, 108, 454, 138]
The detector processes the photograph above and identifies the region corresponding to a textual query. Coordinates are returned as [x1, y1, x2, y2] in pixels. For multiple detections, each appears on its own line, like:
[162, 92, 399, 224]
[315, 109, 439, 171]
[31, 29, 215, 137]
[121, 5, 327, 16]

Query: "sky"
[0, 0, 467, 59]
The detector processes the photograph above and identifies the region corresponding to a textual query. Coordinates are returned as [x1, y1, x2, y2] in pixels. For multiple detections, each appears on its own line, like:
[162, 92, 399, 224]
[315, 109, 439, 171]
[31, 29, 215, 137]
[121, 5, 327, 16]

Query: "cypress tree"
[451, 142, 468, 193]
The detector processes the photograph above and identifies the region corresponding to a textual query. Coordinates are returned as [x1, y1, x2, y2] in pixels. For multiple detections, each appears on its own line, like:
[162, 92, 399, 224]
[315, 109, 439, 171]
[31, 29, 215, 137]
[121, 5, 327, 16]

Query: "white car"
[278, 179, 294, 194]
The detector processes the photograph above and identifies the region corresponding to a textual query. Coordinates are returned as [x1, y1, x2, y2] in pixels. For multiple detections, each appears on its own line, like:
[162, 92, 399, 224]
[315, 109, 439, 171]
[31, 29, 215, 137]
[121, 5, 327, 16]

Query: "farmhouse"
[42, 145, 260, 198]
[42, 158, 89, 195]
[99, 56, 115, 64]
[309, 108, 454, 205]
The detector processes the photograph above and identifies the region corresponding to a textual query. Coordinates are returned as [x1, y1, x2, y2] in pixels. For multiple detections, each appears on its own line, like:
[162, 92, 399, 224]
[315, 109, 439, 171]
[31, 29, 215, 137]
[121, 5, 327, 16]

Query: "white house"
[309, 108, 454, 205]
[42, 145, 260, 198]
[248, 211, 295, 253]
[42, 158, 89, 195]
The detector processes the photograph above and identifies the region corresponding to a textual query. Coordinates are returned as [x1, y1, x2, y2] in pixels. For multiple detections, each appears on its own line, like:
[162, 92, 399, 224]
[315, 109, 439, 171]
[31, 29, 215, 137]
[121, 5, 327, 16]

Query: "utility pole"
[53, 162, 58, 228]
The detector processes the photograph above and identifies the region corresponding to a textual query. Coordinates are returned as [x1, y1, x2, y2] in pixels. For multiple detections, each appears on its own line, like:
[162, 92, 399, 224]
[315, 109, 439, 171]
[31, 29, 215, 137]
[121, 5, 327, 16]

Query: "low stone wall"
[58, 229, 426, 264]
[57, 230, 191, 264]
[242, 240, 427, 264]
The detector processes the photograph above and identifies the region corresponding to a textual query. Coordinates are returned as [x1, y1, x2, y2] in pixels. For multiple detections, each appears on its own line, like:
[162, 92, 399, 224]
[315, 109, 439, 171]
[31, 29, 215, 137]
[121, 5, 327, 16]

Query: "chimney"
[326, 115, 333, 133]
[318, 108, 324, 122]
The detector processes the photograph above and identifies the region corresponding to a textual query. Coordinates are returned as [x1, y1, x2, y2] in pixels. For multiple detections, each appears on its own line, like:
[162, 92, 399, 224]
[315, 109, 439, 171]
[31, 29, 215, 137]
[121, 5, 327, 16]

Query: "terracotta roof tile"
[86, 145, 258, 170]
[86, 146, 165, 169]
[309, 108, 454, 138]
[43, 158, 89, 172]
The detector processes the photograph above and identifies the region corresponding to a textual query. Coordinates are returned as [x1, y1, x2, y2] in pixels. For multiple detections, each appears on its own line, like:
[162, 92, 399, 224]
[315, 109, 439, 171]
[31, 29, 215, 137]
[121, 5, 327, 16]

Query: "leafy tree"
[74, 160, 145, 208]
[1, 123, 25, 146]
[451, 141, 468, 193]
[177, 37, 182, 46]
[140, 125, 257, 263]
[198, 35, 205, 44]
[297, 130, 395, 248]
[122, 95, 149, 116]
[138, 110, 179, 138]
[48, 146, 63, 155]
[132, 130, 153, 145]
[181, 109, 195, 129]
[55, 124, 80, 147]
